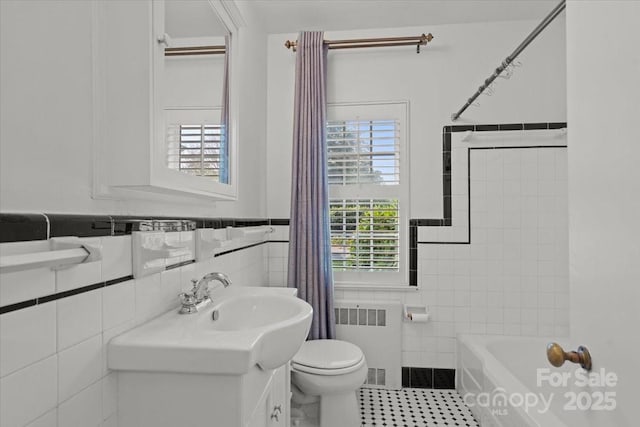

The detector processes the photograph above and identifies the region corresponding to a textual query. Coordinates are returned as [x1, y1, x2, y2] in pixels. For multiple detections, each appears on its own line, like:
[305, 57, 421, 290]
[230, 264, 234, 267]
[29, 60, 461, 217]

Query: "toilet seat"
[292, 339, 365, 376]
[292, 356, 365, 376]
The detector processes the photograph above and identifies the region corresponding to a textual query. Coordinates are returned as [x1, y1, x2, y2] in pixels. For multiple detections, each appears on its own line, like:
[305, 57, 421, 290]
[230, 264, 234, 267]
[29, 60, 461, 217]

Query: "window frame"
[326, 101, 410, 287]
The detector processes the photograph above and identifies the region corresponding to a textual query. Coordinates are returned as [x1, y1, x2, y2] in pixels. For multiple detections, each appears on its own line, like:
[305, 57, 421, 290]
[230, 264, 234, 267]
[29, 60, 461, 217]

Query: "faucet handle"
[190, 278, 199, 291]
[178, 292, 198, 314]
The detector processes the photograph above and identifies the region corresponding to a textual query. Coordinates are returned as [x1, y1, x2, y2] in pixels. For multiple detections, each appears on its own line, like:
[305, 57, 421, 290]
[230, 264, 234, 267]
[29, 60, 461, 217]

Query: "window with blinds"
[330, 199, 400, 271]
[326, 110, 406, 282]
[167, 124, 225, 180]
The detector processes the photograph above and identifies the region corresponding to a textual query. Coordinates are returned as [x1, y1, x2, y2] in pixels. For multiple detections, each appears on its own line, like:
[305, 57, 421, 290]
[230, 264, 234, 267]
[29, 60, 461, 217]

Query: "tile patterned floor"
[359, 388, 480, 427]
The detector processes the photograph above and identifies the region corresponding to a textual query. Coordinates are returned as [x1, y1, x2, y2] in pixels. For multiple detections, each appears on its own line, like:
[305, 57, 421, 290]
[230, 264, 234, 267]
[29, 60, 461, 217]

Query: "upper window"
[327, 102, 408, 286]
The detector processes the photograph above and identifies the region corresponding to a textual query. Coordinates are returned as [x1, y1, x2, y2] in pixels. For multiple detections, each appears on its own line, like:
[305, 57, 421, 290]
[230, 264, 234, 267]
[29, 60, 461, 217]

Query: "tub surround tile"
[0, 213, 48, 243]
[0, 355, 58, 427]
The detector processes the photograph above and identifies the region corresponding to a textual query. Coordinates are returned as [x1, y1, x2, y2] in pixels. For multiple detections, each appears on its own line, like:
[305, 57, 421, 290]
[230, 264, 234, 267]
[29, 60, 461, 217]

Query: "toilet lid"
[292, 339, 363, 370]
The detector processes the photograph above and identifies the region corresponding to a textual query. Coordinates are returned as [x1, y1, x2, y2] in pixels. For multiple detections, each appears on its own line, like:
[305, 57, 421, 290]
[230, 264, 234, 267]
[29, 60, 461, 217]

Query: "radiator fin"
[335, 307, 387, 326]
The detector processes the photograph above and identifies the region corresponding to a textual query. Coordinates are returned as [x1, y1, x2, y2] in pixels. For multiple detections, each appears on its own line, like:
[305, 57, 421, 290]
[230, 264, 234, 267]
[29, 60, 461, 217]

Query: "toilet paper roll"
[409, 313, 430, 323]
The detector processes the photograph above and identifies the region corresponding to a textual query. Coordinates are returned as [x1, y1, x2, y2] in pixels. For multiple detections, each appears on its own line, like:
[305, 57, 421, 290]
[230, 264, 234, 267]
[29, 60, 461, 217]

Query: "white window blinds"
[327, 120, 400, 185]
[167, 124, 223, 179]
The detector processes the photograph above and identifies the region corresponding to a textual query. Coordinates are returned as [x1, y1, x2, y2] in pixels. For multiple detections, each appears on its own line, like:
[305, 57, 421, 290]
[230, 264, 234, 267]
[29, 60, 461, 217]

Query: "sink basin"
[108, 286, 313, 375]
[209, 294, 306, 331]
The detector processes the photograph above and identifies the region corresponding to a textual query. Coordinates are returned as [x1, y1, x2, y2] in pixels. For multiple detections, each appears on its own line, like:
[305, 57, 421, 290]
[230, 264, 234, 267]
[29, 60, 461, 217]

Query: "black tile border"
[0, 213, 48, 243]
[0, 214, 290, 243]
[214, 241, 268, 257]
[47, 214, 112, 238]
[401, 367, 456, 389]
[411, 122, 567, 231]
[0, 275, 134, 315]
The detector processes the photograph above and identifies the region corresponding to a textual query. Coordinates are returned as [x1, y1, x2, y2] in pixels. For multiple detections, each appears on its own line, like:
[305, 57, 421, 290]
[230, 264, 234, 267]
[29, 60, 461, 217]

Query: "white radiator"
[334, 300, 402, 390]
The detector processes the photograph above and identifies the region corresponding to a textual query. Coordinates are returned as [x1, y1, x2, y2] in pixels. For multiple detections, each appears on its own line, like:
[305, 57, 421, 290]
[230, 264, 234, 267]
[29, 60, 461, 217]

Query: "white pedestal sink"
[108, 286, 313, 427]
[109, 286, 313, 374]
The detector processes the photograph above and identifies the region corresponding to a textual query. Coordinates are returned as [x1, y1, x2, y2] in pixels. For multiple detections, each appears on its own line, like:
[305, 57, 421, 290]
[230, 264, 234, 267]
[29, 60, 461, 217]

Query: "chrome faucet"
[179, 272, 232, 314]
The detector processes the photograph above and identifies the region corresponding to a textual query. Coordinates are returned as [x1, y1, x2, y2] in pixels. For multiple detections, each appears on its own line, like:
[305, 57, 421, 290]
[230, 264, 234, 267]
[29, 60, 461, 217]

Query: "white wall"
[266, 18, 567, 218]
[0, 0, 267, 218]
[567, 1, 640, 425]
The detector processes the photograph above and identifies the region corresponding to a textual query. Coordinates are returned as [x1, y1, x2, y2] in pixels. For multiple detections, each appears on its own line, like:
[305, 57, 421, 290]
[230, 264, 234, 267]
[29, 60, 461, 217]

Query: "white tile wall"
[0, 303, 57, 377]
[0, 230, 268, 426]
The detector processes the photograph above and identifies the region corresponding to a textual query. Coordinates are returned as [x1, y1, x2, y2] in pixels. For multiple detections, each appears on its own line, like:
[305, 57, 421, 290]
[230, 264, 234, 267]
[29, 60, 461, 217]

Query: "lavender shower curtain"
[287, 31, 336, 340]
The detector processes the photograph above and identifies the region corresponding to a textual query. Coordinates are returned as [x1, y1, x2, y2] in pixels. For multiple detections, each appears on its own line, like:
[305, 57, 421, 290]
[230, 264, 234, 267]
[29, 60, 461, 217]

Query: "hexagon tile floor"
[359, 388, 480, 427]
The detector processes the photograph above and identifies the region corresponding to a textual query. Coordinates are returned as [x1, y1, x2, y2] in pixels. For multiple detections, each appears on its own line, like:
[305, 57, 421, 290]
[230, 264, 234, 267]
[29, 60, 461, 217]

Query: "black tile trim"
[105, 275, 134, 287]
[0, 215, 295, 242]
[0, 274, 130, 315]
[401, 367, 456, 389]
[412, 121, 567, 230]
[47, 214, 112, 238]
[166, 260, 196, 270]
[0, 299, 38, 315]
[38, 282, 105, 304]
[268, 240, 290, 243]
[269, 218, 290, 226]
[0, 213, 49, 243]
[416, 144, 567, 245]
[409, 225, 417, 287]
[214, 241, 267, 257]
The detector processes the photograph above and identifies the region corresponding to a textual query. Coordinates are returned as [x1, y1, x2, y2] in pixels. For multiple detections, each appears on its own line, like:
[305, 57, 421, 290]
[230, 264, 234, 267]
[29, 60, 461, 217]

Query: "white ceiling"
[245, 0, 560, 34]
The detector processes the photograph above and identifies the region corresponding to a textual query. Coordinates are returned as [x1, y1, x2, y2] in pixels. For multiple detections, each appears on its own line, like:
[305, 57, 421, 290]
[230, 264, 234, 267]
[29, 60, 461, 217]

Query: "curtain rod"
[165, 45, 226, 56]
[451, 0, 565, 121]
[284, 33, 433, 52]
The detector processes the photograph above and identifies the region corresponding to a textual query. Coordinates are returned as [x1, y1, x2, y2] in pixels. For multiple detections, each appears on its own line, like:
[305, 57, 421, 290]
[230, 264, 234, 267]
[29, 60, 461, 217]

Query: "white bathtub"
[457, 335, 610, 427]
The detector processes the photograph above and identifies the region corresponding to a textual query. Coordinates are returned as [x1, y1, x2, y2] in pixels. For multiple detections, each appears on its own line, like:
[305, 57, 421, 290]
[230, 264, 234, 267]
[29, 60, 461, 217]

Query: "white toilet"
[290, 339, 367, 427]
